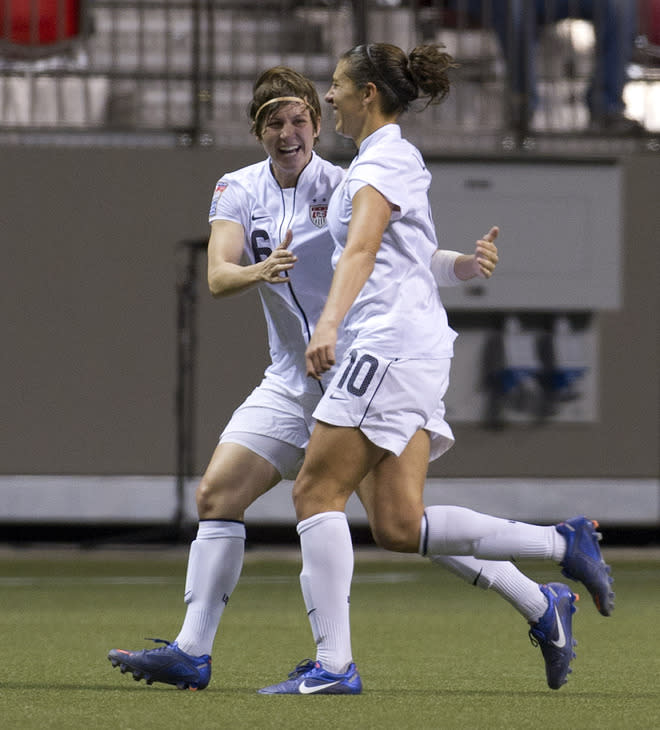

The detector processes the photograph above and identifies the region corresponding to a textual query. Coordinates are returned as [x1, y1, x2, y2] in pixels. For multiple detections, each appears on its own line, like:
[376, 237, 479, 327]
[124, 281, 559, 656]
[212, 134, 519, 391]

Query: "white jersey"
[209, 152, 345, 396]
[327, 124, 457, 358]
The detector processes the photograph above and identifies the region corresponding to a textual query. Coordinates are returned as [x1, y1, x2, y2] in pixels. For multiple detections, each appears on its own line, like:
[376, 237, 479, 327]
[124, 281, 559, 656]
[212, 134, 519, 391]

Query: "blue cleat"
[258, 659, 362, 695]
[529, 582, 578, 690]
[108, 638, 211, 690]
[556, 516, 615, 616]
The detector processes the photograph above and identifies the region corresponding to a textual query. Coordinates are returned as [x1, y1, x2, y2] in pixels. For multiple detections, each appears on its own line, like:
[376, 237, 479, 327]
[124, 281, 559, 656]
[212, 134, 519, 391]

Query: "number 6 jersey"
[209, 151, 346, 396]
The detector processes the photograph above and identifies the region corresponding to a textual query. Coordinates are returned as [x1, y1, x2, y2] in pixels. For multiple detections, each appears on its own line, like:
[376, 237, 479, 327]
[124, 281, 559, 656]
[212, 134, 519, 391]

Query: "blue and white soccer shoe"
[529, 582, 578, 690]
[556, 516, 615, 616]
[258, 659, 362, 695]
[108, 638, 211, 690]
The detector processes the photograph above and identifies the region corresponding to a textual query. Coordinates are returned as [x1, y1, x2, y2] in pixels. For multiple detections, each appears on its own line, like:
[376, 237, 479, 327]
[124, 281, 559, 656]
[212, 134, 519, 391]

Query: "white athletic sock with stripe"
[431, 555, 549, 623]
[298, 511, 354, 675]
[175, 520, 246, 657]
[421, 506, 566, 562]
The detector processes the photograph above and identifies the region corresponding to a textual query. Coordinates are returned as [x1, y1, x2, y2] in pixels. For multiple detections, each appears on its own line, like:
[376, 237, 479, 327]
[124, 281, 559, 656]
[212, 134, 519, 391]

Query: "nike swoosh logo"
[252, 214, 268, 220]
[551, 605, 567, 648]
[299, 679, 342, 694]
[329, 392, 348, 401]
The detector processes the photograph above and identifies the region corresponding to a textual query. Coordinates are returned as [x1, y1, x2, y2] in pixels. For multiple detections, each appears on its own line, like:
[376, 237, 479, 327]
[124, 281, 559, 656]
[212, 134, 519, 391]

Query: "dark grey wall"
[2, 147, 658, 478]
[2, 145, 266, 476]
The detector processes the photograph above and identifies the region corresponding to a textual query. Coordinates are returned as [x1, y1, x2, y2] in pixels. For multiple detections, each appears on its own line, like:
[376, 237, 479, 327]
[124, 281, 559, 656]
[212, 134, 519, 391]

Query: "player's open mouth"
[280, 146, 301, 155]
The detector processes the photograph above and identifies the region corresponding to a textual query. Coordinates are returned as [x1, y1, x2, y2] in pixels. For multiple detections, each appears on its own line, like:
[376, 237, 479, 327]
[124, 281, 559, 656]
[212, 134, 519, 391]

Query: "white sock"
[298, 511, 354, 674]
[421, 506, 566, 561]
[175, 520, 246, 657]
[431, 555, 549, 623]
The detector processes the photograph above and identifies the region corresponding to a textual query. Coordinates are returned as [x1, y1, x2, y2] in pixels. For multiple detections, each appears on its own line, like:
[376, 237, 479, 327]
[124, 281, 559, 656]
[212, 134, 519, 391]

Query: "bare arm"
[305, 185, 392, 380]
[207, 219, 296, 297]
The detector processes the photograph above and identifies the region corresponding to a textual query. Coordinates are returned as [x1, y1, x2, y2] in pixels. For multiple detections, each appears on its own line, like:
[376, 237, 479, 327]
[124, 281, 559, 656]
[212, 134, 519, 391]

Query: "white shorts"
[219, 381, 320, 480]
[313, 348, 455, 461]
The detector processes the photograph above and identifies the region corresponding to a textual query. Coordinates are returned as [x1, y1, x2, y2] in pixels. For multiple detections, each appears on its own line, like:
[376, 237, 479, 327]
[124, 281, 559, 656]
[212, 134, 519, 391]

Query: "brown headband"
[254, 96, 313, 125]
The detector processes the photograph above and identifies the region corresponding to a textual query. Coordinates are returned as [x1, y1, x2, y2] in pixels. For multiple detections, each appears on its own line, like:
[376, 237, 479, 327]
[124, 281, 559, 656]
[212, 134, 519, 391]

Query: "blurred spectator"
[438, 0, 644, 133]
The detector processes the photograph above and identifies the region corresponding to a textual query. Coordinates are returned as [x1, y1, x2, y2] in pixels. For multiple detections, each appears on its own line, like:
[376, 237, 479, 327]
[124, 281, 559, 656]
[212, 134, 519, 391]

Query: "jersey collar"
[357, 123, 401, 156]
[267, 150, 319, 191]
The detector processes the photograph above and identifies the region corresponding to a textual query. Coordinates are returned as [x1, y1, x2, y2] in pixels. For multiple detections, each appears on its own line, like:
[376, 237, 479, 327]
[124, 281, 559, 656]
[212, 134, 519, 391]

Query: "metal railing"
[1, 0, 658, 154]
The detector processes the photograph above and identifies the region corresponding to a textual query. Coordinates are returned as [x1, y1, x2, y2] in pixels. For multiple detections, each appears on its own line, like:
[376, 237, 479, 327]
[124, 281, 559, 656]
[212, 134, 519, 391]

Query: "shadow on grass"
[0, 681, 249, 694]
[364, 687, 660, 700]
[2, 681, 658, 702]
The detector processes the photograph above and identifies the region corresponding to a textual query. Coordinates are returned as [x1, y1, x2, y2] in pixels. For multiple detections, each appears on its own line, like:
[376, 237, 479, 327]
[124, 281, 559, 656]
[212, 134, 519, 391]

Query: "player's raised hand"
[261, 229, 297, 283]
[473, 225, 499, 279]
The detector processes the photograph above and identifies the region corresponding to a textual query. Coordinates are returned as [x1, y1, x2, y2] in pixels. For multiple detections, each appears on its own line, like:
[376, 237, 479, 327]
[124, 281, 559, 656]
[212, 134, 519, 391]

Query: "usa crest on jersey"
[309, 203, 328, 228]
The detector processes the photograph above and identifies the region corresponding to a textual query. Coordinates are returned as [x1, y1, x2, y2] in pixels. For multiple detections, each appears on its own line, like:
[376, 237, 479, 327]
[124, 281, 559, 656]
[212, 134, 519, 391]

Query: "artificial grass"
[0, 548, 658, 729]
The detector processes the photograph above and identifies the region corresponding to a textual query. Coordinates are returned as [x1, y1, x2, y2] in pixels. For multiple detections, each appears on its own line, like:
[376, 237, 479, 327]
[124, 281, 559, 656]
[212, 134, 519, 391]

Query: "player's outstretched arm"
[431, 226, 499, 286]
[455, 226, 499, 281]
[208, 222, 296, 297]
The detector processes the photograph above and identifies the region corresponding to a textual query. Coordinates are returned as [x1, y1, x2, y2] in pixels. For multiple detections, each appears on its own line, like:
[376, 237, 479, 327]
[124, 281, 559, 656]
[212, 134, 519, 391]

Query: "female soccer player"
[258, 44, 613, 696]
[107, 64, 502, 692]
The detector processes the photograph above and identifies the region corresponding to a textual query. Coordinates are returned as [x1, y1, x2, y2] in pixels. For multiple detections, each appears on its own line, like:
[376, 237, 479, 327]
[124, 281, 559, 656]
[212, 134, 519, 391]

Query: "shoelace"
[528, 629, 543, 648]
[288, 659, 317, 679]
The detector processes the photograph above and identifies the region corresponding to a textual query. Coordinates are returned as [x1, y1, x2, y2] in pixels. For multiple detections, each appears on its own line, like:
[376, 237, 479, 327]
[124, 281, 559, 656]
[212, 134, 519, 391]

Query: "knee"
[292, 474, 324, 519]
[195, 475, 219, 518]
[292, 472, 351, 521]
[196, 473, 243, 519]
[291, 480, 306, 517]
[369, 515, 420, 553]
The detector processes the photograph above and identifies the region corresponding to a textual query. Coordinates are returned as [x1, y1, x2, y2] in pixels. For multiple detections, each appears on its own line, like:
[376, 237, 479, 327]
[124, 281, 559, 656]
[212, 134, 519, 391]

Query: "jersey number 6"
[251, 229, 272, 262]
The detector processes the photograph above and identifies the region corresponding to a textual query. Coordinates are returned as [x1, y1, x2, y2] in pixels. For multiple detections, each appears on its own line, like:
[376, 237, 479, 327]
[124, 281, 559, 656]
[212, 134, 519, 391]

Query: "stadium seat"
[0, 0, 83, 56]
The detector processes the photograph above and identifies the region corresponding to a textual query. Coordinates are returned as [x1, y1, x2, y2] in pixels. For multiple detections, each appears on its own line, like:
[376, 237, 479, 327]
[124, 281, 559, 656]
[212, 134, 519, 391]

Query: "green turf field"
[1, 546, 658, 729]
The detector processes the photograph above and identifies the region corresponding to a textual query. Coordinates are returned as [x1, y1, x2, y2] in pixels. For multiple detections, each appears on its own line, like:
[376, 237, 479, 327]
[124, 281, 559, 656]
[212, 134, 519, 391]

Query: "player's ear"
[312, 112, 322, 143]
[363, 81, 380, 108]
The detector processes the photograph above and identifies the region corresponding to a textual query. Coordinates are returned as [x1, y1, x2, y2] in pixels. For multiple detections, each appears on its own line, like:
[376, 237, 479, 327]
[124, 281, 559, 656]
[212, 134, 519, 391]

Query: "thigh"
[358, 429, 431, 552]
[293, 421, 386, 520]
[220, 430, 305, 481]
[197, 441, 282, 520]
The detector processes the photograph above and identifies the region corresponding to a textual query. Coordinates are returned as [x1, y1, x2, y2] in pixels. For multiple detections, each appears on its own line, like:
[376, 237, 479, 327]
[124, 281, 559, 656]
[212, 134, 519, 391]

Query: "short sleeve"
[348, 158, 413, 217]
[208, 177, 251, 229]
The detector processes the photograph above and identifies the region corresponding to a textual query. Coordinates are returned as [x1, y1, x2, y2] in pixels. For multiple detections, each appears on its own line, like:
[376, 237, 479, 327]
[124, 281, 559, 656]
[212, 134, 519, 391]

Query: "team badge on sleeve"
[309, 203, 328, 228]
[209, 181, 228, 217]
